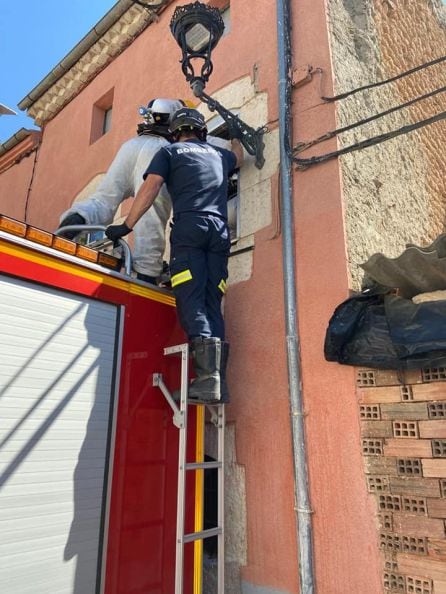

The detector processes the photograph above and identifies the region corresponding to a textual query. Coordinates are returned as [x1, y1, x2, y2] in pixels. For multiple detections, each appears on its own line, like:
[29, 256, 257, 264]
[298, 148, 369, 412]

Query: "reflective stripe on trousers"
[169, 213, 230, 339]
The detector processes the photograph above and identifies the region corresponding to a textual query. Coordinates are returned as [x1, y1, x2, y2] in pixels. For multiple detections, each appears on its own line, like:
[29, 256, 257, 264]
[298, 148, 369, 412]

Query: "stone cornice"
[21, 1, 174, 127]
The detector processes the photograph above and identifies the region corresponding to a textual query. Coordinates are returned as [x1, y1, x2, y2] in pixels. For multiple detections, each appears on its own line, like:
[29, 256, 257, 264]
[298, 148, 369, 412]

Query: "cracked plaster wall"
[327, 0, 446, 289]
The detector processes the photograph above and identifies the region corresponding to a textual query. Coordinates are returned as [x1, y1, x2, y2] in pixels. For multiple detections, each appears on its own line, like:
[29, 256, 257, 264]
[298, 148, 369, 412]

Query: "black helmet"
[169, 108, 207, 140]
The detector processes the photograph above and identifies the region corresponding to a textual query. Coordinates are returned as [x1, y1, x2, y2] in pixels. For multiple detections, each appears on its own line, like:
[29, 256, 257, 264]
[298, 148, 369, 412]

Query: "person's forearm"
[125, 174, 163, 229]
[231, 139, 244, 168]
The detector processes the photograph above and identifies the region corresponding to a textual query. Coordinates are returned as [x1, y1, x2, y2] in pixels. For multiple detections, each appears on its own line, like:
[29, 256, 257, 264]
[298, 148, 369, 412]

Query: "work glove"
[57, 213, 86, 240]
[226, 117, 243, 141]
[105, 222, 132, 244]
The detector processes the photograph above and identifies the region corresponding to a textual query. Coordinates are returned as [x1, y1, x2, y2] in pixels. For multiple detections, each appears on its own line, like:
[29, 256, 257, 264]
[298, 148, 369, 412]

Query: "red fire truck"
[0, 215, 202, 594]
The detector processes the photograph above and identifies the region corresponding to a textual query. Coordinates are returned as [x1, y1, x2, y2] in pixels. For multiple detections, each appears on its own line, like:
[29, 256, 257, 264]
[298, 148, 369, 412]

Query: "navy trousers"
[169, 213, 230, 340]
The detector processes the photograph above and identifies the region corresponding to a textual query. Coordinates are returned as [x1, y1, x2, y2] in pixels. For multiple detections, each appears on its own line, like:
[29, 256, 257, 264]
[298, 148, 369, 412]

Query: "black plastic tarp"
[325, 290, 446, 369]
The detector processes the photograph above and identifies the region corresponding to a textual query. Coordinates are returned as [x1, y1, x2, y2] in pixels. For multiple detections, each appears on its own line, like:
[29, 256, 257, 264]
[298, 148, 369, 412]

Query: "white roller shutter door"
[0, 275, 119, 594]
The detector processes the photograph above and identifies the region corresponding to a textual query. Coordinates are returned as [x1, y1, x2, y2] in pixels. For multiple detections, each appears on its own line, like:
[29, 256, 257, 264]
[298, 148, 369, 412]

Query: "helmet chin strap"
[137, 123, 172, 140]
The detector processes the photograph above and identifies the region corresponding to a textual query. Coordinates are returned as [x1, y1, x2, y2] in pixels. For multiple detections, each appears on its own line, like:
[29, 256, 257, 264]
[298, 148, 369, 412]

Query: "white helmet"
[139, 98, 185, 126]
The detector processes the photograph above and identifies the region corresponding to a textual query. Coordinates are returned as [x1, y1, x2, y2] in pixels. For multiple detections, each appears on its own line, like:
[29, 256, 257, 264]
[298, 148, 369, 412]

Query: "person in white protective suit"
[58, 98, 184, 284]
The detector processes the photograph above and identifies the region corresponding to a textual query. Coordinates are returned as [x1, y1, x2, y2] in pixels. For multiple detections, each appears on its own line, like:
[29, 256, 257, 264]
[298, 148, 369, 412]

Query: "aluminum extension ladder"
[153, 343, 225, 594]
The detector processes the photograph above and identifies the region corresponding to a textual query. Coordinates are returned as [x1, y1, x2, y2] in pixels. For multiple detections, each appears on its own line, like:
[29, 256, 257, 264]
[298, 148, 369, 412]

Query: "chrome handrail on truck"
[55, 225, 133, 276]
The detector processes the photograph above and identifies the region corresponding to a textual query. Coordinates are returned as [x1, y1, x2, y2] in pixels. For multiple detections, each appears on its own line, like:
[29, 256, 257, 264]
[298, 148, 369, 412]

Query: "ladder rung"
[185, 461, 222, 470]
[185, 399, 223, 406]
[183, 527, 222, 544]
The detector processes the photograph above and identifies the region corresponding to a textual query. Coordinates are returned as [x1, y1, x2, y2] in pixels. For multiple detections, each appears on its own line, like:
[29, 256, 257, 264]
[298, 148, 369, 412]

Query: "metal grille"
[393, 421, 419, 438]
[397, 458, 422, 476]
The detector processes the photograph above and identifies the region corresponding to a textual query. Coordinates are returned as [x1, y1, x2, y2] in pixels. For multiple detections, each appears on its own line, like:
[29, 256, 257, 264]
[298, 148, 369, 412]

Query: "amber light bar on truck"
[0, 214, 121, 271]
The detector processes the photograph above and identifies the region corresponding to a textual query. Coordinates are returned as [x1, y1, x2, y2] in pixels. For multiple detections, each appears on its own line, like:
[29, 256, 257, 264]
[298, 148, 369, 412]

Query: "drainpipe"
[276, 1, 315, 592]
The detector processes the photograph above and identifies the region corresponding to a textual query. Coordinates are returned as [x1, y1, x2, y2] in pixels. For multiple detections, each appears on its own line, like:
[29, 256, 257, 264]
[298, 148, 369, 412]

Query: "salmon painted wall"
[0, 150, 37, 221]
[288, 1, 382, 593]
[21, 0, 278, 233]
[0, 1, 383, 593]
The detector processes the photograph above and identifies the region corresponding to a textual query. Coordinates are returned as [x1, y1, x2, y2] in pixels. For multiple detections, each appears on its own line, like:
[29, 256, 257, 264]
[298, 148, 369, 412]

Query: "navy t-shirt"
[144, 139, 237, 220]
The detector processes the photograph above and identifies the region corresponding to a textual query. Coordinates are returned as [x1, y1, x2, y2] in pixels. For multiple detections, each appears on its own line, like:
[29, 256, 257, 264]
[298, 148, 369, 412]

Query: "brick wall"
[357, 367, 446, 593]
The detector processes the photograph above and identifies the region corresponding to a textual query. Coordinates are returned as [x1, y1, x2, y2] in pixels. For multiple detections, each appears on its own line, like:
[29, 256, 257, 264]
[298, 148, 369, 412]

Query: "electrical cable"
[293, 109, 446, 169]
[294, 84, 446, 154]
[23, 142, 41, 223]
[322, 54, 446, 102]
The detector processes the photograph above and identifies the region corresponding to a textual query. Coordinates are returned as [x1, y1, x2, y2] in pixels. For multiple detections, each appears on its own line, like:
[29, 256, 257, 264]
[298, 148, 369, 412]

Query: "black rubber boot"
[188, 337, 222, 404]
[220, 342, 230, 404]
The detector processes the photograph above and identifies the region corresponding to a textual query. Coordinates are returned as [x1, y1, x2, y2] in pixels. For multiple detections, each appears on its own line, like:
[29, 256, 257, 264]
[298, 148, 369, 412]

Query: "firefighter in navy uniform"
[105, 108, 244, 403]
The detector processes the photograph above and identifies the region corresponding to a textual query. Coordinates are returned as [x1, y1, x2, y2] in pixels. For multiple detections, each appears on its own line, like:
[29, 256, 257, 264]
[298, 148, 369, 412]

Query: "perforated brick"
[379, 494, 401, 511]
[401, 496, 427, 515]
[360, 404, 381, 419]
[362, 438, 384, 455]
[422, 367, 446, 382]
[367, 476, 389, 492]
[380, 512, 394, 531]
[393, 421, 419, 438]
[383, 571, 405, 591]
[383, 554, 398, 572]
[401, 385, 414, 401]
[432, 440, 446, 457]
[380, 533, 401, 552]
[401, 536, 428, 555]
[428, 402, 446, 418]
[406, 576, 433, 594]
[397, 458, 422, 476]
[357, 370, 376, 386]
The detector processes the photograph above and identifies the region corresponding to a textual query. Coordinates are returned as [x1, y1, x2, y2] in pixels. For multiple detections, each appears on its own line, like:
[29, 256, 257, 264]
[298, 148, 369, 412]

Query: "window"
[90, 88, 114, 144]
[102, 107, 113, 135]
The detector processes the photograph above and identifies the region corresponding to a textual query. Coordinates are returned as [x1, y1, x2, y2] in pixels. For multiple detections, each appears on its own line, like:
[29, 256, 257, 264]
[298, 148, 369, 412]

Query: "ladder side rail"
[153, 344, 226, 594]
[218, 404, 225, 594]
[175, 344, 190, 594]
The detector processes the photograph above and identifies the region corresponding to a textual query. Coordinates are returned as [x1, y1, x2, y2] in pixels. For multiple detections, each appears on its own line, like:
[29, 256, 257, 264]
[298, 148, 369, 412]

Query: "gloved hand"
[58, 213, 86, 240]
[105, 222, 132, 244]
[226, 117, 243, 141]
